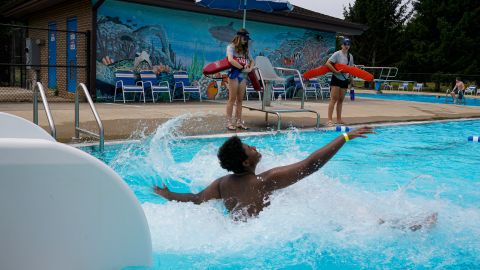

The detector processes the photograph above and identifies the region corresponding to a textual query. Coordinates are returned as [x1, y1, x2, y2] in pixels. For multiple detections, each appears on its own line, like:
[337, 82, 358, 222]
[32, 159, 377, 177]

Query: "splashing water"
[83, 117, 480, 269]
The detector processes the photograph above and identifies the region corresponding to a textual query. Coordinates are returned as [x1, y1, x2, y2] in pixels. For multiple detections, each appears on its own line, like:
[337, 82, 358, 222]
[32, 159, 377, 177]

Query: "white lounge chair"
[114, 70, 145, 103]
[398, 82, 408, 91]
[383, 82, 393, 90]
[254, 56, 287, 101]
[413, 83, 423, 92]
[465, 85, 477, 95]
[173, 71, 202, 102]
[139, 70, 171, 102]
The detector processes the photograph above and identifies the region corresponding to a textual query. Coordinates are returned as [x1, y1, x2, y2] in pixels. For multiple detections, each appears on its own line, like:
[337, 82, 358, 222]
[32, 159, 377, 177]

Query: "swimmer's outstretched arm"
[260, 127, 374, 192]
[153, 178, 222, 204]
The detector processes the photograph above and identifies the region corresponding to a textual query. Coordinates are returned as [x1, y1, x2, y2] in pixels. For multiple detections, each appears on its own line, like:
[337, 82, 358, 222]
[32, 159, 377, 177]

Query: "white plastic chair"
[254, 56, 287, 101]
[254, 56, 286, 84]
[398, 82, 408, 91]
[383, 82, 393, 90]
[413, 83, 423, 92]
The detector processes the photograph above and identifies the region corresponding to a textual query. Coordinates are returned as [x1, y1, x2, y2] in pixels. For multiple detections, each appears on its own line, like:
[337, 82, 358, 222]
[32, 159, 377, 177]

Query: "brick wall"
[27, 0, 92, 100]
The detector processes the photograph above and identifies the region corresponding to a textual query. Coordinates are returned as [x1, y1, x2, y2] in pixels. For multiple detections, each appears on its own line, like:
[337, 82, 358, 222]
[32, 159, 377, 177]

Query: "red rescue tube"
[303, 66, 330, 79]
[335, 64, 374, 81]
[304, 64, 374, 81]
[203, 58, 231, 75]
[203, 57, 247, 76]
[248, 69, 263, 91]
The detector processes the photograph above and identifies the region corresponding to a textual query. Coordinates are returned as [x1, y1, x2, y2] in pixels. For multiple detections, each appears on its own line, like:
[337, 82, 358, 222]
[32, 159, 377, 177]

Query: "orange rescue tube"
[335, 64, 374, 81]
[304, 64, 374, 81]
[303, 66, 330, 79]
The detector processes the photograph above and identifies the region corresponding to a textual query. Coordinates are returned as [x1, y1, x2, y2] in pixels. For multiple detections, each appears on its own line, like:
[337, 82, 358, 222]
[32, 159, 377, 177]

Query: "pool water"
[357, 92, 480, 106]
[83, 117, 480, 269]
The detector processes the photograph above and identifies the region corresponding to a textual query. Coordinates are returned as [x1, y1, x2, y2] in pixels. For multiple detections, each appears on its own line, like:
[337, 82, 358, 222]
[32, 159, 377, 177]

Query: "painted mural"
[96, 0, 336, 101]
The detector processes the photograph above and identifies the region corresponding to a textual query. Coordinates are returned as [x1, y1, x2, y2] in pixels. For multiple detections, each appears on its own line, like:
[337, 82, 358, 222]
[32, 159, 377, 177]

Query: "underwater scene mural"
[96, 0, 336, 101]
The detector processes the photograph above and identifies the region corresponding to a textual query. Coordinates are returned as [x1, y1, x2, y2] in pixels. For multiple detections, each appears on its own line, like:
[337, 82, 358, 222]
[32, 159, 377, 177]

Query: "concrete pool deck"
[1, 90, 479, 142]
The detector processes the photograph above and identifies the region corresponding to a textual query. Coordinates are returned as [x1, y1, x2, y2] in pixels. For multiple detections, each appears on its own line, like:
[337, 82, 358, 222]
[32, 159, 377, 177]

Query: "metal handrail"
[75, 83, 104, 151]
[33, 82, 56, 139]
[242, 66, 320, 131]
[357, 66, 399, 80]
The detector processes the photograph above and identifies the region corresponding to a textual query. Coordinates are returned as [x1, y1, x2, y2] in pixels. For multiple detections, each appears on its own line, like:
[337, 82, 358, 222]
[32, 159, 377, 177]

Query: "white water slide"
[0, 112, 152, 270]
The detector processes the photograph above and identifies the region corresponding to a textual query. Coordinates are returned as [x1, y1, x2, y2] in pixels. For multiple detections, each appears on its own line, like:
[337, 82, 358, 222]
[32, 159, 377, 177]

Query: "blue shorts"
[228, 68, 244, 82]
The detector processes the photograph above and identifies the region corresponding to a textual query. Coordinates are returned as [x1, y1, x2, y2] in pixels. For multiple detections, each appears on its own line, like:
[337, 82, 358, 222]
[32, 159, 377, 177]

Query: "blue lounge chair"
[173, 71, 202, 102]
[139, 70, 171, 103]
[114, 70, 145, 103]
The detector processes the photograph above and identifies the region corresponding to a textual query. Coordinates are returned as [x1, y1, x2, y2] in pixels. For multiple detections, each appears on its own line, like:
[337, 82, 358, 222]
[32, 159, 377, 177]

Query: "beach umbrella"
[195, 0, 294, 28]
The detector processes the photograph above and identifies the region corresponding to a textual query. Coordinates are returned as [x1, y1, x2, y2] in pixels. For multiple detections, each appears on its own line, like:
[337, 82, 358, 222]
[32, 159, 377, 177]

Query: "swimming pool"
[83, 118, 480, 269]
[357, 92, 480, 106]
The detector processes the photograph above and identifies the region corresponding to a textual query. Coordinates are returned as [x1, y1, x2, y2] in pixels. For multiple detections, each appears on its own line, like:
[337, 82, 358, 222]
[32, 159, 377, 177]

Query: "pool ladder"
[33, 82, 56, 139]
[33, 82, 104, 151]
[75, 83, 104, 151]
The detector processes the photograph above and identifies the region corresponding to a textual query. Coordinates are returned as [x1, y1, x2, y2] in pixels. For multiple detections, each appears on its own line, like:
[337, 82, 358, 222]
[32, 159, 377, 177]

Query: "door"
[66, 17, 77, 93]
[48, 22, 57, 89]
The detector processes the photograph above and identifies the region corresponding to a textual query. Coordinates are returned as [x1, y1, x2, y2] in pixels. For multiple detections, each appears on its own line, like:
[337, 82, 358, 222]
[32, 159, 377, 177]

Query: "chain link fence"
[0, 23, 90, 102]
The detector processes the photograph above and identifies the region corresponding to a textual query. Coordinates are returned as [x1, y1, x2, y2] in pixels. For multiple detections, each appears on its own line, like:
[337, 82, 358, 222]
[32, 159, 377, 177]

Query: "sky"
[289, 0, 355, 19]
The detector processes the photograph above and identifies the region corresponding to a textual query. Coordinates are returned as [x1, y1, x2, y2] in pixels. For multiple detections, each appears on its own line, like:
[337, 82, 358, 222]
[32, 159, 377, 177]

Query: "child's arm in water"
[153, 178, 223, 204]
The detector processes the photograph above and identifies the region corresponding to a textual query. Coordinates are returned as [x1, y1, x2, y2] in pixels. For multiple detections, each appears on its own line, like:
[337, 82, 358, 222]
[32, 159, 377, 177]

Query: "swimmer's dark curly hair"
[217, 136, 248, 174]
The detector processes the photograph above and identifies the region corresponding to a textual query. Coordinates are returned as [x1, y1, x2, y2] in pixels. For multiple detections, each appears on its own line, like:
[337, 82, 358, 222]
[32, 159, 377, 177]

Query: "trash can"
[375, 81, 382, 91]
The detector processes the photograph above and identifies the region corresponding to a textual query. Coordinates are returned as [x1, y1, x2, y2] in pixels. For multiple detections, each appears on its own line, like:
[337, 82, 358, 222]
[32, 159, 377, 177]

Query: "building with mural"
[2, 0, 366, 101]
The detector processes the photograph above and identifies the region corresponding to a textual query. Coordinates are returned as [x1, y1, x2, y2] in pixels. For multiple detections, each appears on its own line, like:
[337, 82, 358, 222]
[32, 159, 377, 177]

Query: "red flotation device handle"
[304, 63, 374, 81]
[203, 57, 263, 91]
[248, 69, 263, 92]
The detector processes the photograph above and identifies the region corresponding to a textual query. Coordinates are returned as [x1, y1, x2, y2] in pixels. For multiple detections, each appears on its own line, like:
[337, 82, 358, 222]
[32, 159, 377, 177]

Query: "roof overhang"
[125, 0, 366, 35]
[2, 0, 367, 35]
[2, 0, 66, 18]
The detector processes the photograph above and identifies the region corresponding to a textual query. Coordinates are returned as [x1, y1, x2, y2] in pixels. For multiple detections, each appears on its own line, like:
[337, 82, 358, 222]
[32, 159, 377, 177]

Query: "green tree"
[344, 0, 412, 67]
[401, 0, 480, 75]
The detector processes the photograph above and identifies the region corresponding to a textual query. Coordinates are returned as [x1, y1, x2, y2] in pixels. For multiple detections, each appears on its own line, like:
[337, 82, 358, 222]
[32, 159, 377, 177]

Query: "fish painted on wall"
[208, 22, 236, 44]
[206, 81, 218, 99]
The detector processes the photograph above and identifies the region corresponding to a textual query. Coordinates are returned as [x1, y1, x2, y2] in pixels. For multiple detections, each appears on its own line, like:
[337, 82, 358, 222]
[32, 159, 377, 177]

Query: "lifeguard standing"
[225, 28, 255, 131]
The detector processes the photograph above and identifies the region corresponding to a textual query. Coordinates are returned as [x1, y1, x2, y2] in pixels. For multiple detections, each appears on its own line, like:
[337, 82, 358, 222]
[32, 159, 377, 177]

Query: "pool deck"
[1, 90, 479, 142]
